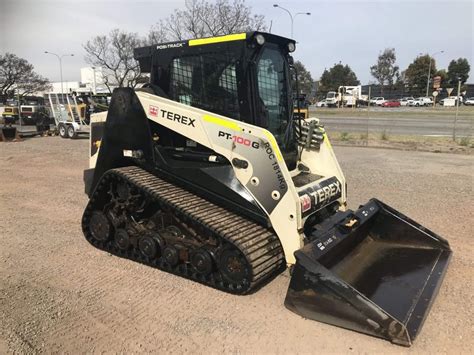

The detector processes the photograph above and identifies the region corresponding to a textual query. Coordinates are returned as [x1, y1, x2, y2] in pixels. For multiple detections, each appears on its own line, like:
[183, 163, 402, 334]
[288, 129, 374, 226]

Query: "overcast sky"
[1, 0, 473, 84]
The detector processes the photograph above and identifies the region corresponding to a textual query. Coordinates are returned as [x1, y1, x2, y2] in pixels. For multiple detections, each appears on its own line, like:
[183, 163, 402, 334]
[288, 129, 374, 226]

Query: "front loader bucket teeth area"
[1, 127, 20, 142]
[285, 199, 451, 346]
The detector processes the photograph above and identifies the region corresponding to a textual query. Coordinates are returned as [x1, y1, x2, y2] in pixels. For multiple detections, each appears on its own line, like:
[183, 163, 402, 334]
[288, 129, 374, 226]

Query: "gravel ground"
[0, 136, 473, 353]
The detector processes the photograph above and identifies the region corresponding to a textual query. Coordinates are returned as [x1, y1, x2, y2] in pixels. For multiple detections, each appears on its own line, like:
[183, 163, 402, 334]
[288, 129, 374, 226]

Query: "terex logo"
[218, 131, 259, 149]
[161, 110, 195, 127]
[310, 180, 341, 207]
[149, 105, 159, 116]
[149, 107, 196, 127]
[299, 177, 342, 215]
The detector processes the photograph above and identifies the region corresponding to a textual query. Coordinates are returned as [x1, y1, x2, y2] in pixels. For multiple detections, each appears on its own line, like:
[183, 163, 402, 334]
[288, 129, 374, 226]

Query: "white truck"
[325, 86, 368, 107]
[339, 85, 368, 107]
[325, 91, 338, 107]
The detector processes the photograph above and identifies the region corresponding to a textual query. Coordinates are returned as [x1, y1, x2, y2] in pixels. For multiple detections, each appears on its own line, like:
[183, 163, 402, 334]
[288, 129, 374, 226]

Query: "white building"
[47, 67, 110, 94]
[80, 67, 109, 93]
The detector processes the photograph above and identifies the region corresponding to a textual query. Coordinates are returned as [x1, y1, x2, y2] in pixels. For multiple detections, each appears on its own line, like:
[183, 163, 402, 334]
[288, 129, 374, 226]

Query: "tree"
[0, 53, 51, 99]
[370, 48, 399, 95]
[292, 61, 314, 95]
[404, 55, 436, 96]
[83, 29, 145, 92]
[319, 63, 360, 93]
[149, 0, 266, 42]
[447, 58, 470, 86]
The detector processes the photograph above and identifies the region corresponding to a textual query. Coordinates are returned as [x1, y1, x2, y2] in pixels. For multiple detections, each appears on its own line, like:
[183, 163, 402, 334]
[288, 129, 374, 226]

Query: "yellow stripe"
[203, 114, 241, 131]
[189, 33, 246, 46]
[323, 133, 332, 150]
[263, 130, 283, 162]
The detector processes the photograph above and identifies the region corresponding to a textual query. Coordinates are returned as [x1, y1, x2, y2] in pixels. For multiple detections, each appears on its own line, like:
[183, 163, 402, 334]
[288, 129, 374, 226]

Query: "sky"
[1, 0, 473, 84]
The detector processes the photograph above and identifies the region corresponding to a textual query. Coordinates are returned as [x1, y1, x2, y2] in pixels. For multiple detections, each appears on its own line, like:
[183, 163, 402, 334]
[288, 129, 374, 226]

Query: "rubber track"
[82, 166, 285, 294]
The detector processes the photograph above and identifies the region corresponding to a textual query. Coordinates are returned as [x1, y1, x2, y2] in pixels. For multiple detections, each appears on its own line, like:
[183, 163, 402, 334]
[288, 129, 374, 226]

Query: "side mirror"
[288, 55, 294, 66]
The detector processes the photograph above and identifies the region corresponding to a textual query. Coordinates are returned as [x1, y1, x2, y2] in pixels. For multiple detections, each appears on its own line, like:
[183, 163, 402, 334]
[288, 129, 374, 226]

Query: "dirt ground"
[1, 136, 473, 353]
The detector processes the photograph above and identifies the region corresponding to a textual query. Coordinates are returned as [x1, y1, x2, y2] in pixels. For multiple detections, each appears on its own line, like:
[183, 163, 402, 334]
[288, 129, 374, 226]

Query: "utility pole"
[92, 67, 97, 95]
[453, 79, 461, 141]
[273, 4, 311, 38]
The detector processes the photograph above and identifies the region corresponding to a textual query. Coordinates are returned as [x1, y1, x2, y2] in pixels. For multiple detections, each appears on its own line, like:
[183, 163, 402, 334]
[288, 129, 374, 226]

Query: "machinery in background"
[82, 32, 451, 346]
[20, 96, 50, 126]
[1, 103, 20, 141]
[1, 96, 54, 142]
[293, 93, 310, 119]
[47, 93, 90, 139]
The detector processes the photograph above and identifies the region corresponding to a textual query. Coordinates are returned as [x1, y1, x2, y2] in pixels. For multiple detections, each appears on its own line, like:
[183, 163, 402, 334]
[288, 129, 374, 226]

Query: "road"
[1, 137, 473, 353]
[314, 111, 473, 137]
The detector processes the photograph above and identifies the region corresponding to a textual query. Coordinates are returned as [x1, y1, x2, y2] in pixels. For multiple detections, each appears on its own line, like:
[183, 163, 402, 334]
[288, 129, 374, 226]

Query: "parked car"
[439, 96, 464, 106]
[382, 100, 401, 107]
[464, 97, 474, 106]
[316, 99, 328, 107]
[399, 97, 415, 106]
[409, 97, 433, 107]
[369, 97, 386, 106]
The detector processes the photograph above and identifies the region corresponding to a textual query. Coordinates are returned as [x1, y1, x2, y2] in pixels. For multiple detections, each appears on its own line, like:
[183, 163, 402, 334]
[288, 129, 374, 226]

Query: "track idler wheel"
[163, 246, 179, 266]
[115, 229, 131, 250]
[138, 233, 164, 259]
[219, 249, 249, 284]
[191, 249, 213, 275]
[89, 211, 112, 242]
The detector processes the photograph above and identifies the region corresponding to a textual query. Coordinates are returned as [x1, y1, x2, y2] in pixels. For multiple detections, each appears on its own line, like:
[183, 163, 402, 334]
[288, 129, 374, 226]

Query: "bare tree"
[0, 53, 51, 98]
[149, 0, 266, 42]
[83, 29, 145, 92]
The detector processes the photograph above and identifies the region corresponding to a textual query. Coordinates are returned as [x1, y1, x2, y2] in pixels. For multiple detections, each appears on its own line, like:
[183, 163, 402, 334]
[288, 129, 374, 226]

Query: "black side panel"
[90, 88, 154, 194]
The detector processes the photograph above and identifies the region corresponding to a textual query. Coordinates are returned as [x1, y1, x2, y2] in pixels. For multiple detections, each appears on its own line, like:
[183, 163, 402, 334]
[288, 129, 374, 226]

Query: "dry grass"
[327, 132, 474, 154]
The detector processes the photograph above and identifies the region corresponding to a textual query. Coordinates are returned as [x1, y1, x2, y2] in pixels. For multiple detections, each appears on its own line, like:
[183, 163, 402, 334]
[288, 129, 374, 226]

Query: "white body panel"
[89, 91, 347, 264]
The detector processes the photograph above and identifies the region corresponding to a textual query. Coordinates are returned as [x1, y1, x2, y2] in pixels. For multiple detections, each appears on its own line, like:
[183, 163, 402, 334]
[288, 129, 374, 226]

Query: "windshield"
[256, 46, 290, 145]
[327, 92, 335, 98]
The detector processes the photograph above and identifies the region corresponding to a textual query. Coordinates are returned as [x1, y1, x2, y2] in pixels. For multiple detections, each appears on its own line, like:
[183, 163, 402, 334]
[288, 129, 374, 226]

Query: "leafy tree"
[149, 0, 266, 42]
[370, 48, 399, 95]
[447, 58, 470, 85]
[404, 55, 436, 96]
[83, 29, 145, 92]
[292, 61, 314, 95]
[319, 63, 360, 93]
[0, 53, 51, 98]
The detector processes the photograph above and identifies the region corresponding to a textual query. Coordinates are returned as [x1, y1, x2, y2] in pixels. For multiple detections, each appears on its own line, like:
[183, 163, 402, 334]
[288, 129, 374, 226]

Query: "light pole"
[273, 4, 311, 38]
[425, 50, 444, 97]
[91, 66, 97, 95]
[44, 51, 74, 95]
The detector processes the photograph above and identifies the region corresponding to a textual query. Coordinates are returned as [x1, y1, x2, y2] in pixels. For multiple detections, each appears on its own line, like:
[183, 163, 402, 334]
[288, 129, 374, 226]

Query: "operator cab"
[134, 32, 298, 169]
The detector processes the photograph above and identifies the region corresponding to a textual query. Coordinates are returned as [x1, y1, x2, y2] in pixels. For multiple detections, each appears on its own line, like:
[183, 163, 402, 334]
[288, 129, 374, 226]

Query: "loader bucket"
[1, 127, 20, 142]
[285, 199, 451, 346]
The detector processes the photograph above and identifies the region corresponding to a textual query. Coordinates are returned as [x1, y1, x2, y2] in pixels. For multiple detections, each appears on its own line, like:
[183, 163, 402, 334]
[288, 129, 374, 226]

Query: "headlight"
[288, 42, 296, 52]
[255, 34, 265, 45]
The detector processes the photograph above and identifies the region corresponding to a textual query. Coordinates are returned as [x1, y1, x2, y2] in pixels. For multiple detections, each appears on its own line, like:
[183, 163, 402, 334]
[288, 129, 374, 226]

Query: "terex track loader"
[82, 32, 451, 346]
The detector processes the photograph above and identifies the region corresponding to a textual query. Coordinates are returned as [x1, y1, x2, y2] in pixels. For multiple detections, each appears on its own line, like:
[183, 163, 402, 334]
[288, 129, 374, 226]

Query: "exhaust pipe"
[285, 199, 451, 346]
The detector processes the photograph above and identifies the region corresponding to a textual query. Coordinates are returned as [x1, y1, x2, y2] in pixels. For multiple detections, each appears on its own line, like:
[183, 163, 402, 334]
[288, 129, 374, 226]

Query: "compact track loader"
[82, 32, 451, 346]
